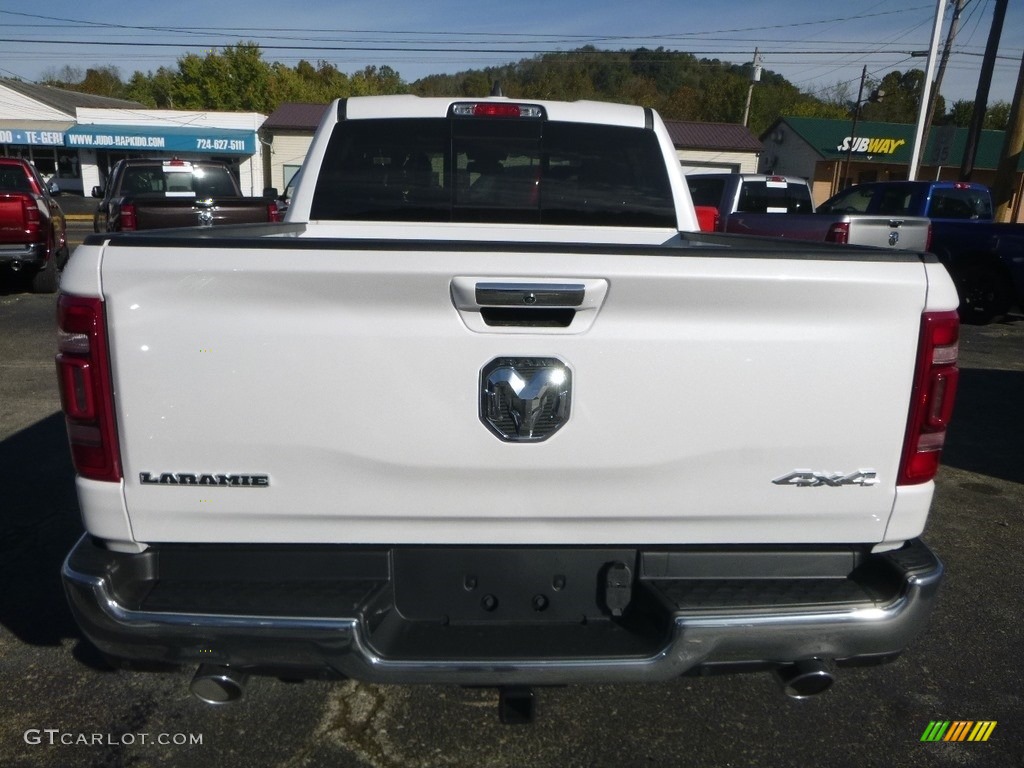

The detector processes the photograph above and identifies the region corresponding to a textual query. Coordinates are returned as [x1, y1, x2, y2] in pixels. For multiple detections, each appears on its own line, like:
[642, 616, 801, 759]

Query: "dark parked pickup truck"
[819, 180, 1024, 323]
[0, 157, 68, 293]
[92, 158, 283, 233]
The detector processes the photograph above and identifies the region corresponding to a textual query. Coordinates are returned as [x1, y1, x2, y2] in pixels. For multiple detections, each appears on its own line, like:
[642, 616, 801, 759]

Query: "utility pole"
[838, 67, 885, 193]
[742, 48, 762, 128]
[841, 66, 868, 191]
[991, 50, 1024, 221]
[960, 0, 1008, 181]
[908, 0, 946, 181]
[916, 0, 965, 177]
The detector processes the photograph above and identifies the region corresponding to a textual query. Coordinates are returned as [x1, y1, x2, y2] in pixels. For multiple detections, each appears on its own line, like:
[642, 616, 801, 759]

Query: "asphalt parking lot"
[1, 227, 1022, 766]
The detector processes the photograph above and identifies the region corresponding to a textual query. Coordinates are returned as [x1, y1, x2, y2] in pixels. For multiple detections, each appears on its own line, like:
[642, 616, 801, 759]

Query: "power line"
[0, 7, 939, 41]
[0, 37, 959, 58]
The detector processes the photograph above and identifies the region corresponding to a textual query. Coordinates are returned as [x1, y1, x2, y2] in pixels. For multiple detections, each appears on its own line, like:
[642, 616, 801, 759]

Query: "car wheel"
[56, 244, 70, 270]
[29, 257, 59, 294]
[956, 265, 1012, 325]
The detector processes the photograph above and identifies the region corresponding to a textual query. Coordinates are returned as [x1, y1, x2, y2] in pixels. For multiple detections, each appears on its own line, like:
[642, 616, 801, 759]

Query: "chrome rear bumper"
[62, 535, 943, 685]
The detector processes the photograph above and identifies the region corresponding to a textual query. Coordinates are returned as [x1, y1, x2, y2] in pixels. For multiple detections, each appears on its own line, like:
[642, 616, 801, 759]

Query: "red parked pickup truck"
[0, 157, 69, 293]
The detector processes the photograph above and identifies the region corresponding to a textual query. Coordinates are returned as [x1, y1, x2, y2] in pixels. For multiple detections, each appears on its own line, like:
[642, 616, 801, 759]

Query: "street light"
[839, 66, 885, 192]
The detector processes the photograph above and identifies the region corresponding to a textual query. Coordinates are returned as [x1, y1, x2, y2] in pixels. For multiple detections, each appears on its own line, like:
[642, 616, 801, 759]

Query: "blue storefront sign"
[0, 128, 66, 146]
[64, 124, 255, 155]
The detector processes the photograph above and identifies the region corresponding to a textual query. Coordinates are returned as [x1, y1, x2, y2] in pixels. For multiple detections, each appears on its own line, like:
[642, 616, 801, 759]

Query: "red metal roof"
[663, 120, 763, 152]
[262, 103, 329, 131]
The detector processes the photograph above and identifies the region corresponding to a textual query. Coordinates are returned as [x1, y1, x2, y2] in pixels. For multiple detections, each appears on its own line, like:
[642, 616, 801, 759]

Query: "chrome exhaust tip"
[773, 659, 835, 699]
[189, 664, 248, 704]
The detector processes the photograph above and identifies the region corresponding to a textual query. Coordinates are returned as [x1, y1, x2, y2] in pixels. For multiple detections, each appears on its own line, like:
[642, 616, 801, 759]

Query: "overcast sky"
[1, 0, 1022, 107]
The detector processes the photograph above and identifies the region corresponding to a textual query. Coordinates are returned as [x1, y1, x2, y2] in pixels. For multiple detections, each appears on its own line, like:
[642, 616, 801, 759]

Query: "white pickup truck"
[58, 95, 960, 721]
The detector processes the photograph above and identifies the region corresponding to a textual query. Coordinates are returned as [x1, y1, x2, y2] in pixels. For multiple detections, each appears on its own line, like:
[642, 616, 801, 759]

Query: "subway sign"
[836, 136, 907, 155]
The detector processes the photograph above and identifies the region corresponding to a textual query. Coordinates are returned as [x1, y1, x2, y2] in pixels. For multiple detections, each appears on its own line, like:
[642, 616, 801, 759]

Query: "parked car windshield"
[310, 117, 676, 227]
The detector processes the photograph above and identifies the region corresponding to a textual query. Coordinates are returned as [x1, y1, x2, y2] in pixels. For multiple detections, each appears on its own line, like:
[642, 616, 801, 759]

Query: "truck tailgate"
[0, 193, 30, 242]
[94, 239, 929, 546]
[724, 213, 931, 251]
[847, 215, 931, 250]
[134, 198, 268, 229]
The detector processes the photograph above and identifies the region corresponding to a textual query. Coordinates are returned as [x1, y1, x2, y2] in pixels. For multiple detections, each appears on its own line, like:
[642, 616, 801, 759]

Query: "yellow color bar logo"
[920, 721, 997, 742]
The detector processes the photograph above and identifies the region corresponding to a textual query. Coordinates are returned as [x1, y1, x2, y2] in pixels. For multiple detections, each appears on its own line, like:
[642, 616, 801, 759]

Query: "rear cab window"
[310, 114, 676, 227]
[686, 176, 726, 208]
[928, 188, 992, 220]
[119, 163, 238, 198]
[736, 178, 812, 213]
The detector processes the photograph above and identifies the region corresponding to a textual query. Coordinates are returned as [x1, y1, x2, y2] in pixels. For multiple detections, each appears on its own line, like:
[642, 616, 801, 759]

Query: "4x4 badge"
[772, 470, 878, 488]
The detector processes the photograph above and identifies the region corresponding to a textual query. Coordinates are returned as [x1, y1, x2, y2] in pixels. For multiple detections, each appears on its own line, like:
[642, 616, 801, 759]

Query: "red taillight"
[119, 202, 137, 231]
[56, 294, 122, 483]
[694, 205, 720, 232]
[925, 222, 933, 253]
[826, 221, 850, 244]
[476, 103, 522, 118]
[898, 311, 960, 485]
[267, 200, 283, 222]
[23, 195, 41, 239]
[451, 102, 545, 119]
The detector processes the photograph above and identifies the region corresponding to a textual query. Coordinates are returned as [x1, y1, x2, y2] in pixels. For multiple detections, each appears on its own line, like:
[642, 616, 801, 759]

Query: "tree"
[658, 85, 704, 121]
[984, 101, 1011, 130]
[80, 67, 124, 98]
[349, 65, 404, 97]
[948, 99, 974, 126]
[40, 65, 83, 88]
[169, 43, 274, 111]
[947, 99, 1011, 131]
[859, 70, 924, 124]
[42, 43, 944, 128]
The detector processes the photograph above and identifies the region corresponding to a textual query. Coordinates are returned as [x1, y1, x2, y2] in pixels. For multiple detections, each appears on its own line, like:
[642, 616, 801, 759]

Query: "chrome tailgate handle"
[475, 283, 585, 307]
[451, 277, 609, 334]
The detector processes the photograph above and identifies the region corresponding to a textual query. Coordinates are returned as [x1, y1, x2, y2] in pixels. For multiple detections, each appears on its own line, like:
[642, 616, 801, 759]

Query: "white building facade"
[0, 79, 270, 196]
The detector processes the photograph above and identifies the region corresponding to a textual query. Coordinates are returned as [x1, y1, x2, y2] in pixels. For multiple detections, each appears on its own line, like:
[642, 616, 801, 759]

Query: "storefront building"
[0, 78, 141, 194]
[259, 103, 329, 200]
[664, 121, 763, 175]
[72, 107, 269, 197]
[1, 78, 270, 196]
[759, 116, 1024, 221]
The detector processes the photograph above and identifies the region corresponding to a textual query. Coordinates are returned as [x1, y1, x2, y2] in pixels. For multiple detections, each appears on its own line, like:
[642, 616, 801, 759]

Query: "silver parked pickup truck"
[58, 95, 958, 721]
